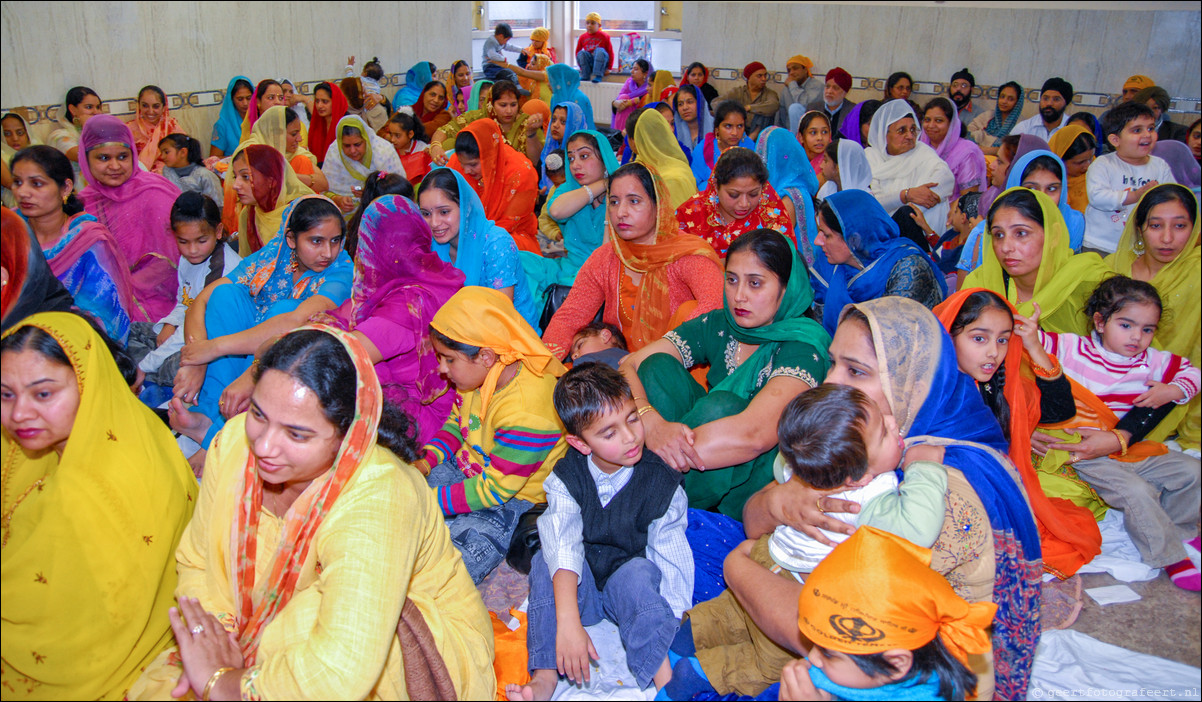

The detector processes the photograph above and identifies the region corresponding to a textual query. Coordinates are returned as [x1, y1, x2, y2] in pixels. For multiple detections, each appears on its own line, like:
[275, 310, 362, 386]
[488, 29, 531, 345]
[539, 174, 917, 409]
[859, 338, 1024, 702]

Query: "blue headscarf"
[539, 102, 589, 190]
[673, 84, 713, 153]
[211, 75, 251, 155]
[522, 128, 619, 301]
[392, 61, 434, 110]
[1006, 149, 1086, 251]
[755, 126, 831, 302]
[820, 190, 945, 333]
[847, 296, 1041, 700]
[425, 168, 540, 329]
[547, 64, 596, 130]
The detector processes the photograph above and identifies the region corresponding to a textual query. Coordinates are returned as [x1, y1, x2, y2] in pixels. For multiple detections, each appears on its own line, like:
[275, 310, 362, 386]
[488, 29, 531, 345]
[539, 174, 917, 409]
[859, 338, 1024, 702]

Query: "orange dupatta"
[610, 162, 722, 350]
[233, 325, 381, 663]
[129, 103, 183, 172]
[935, 288, 1102, 579]
[447, 119, 540, 253]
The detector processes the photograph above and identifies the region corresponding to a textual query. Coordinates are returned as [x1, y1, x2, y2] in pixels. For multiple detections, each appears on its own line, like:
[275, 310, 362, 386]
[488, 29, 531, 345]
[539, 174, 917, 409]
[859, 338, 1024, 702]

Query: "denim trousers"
[526, 550, 678, 689]
[426, 459, 534, 583]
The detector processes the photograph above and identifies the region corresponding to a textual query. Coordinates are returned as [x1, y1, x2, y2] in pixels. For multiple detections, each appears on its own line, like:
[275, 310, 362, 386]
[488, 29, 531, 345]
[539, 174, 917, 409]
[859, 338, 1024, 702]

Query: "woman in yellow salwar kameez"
[130, 326, 495, 701]
[1, 312, 198, 700]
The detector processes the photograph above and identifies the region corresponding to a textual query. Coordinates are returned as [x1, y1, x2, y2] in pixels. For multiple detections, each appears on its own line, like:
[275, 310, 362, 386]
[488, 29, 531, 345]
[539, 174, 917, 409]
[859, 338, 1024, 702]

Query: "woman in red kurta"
[447, 119, 540, 253]
[675, 147, 793, 258]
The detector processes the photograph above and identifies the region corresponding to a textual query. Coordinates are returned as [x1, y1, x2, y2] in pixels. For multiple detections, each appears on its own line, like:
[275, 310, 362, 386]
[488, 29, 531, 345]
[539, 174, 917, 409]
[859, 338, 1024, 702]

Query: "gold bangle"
[1030, 354, 1061, 379]
[203, 666, 235, 701]
[637, 405, 657, 417]
[1110, 429, 1129, 457]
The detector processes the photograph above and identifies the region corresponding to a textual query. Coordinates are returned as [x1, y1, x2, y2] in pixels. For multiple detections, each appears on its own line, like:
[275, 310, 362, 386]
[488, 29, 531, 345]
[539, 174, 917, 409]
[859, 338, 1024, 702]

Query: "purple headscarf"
[78, 114, 181, 320]
[920, 99, 987, 199]
[328, 195, 465, 443]
[1153, 140, 1201, 191]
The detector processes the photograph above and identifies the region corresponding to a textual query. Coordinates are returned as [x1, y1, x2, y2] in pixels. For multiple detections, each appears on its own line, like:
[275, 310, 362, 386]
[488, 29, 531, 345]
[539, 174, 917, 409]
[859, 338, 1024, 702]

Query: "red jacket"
[574, 30, 615, 71]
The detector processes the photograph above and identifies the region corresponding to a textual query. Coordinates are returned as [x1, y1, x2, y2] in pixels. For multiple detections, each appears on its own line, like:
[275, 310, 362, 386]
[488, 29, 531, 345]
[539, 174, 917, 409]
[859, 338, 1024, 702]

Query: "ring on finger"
[816, 497, 826, 514]
[191, 624, 205, 635]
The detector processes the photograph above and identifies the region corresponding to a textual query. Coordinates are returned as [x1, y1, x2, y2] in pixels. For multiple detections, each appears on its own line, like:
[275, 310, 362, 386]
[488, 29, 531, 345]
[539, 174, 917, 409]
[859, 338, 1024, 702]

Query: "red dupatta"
[307, 83, 348, 164]
[447, 119, 540, 253]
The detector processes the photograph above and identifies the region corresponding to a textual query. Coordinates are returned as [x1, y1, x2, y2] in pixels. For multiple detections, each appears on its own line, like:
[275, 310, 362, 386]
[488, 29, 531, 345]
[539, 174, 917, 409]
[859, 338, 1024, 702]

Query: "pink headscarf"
[919, 99, 986, 200]
[78, 114, 181, 320]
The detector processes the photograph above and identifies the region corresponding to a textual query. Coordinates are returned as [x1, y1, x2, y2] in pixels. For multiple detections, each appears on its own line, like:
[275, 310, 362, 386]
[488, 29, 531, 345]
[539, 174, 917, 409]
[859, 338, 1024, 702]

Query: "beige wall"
[684, 1, 1201, 124]
[1, 2, 472, 143]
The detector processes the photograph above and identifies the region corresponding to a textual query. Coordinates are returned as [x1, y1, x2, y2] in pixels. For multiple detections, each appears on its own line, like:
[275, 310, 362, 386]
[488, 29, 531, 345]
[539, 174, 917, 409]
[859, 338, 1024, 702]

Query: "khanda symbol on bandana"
[829, 615, 887, 643]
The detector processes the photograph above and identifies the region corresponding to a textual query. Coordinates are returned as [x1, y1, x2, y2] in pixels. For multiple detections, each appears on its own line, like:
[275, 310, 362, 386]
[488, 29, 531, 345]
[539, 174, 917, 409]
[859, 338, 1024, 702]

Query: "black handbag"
[538, 284, 604, 334]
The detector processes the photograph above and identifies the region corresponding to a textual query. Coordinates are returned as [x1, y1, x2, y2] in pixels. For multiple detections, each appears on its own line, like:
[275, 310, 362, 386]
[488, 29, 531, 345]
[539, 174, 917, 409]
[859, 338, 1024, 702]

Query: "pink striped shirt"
[1040, 330, 1199, 417]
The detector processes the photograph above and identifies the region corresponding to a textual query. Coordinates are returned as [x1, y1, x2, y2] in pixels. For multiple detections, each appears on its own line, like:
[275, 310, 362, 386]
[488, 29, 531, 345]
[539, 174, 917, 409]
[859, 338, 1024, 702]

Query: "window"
[488, 1, 548, 29]
[574, 1, 656, 30]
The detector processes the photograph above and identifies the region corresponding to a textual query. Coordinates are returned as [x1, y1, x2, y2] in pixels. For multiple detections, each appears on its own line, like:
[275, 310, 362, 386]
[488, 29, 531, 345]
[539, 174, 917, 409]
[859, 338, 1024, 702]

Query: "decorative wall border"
[4, 68, 1199, 125]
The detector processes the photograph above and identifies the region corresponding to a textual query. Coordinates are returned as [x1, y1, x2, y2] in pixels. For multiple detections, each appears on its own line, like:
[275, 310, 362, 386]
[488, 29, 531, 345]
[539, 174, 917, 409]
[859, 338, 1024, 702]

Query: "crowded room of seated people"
[3, 1, 1201, 700]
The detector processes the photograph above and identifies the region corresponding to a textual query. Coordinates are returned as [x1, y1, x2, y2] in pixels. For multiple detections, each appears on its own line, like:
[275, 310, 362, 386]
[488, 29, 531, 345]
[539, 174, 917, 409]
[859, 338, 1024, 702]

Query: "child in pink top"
[1040, 275, 1200, 590]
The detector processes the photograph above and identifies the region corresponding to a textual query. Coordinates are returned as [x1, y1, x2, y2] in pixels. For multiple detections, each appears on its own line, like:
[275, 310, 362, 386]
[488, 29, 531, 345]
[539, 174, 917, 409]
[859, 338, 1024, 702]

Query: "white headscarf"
[837, 139, 872, 192]
[864, 99, 953, 230]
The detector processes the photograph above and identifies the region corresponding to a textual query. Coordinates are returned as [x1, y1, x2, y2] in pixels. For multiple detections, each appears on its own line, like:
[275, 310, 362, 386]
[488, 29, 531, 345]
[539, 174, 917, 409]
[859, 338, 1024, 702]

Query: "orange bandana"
[797, 527, 997, 666]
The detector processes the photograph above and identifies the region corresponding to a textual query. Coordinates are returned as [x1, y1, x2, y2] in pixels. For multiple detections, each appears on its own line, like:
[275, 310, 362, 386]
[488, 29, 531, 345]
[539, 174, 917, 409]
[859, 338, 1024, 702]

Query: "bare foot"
[187, 448, 207, 480]
[505, 669, 558, 701]
[169, 397, 212, 444]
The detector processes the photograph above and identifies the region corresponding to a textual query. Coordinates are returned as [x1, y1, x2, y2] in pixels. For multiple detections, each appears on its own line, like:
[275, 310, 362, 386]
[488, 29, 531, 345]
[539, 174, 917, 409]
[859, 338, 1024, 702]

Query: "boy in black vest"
[505, 363, 692, 701]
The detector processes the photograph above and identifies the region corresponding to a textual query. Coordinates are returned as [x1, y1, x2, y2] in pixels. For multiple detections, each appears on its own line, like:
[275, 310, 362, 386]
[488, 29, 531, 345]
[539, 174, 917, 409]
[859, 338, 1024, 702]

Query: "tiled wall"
[683, 1, 1201, 124]
[1, 2, 472, 142]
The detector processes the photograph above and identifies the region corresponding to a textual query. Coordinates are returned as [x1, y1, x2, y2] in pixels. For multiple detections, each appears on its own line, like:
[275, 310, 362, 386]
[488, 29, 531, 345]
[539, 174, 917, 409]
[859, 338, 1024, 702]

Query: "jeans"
[426, 459, 535, 583]
[527, 551, 678, 689]
[483, 63, 519, 86]
[576, 48, 609, 81]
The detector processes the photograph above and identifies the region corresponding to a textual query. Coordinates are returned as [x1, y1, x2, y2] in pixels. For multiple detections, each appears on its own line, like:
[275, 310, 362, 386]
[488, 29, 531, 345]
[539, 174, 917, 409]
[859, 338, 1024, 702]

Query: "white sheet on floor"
[1029, 630, 1201, 700]
[1083, 584, 1141, 606]
[1076, 510, 1160, 582]
[552, 620, 657, 701]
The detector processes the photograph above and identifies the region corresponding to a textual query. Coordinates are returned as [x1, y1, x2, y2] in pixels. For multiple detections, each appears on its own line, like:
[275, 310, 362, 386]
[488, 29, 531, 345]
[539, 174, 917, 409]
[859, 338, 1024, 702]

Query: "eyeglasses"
[890, 125, 919, 137]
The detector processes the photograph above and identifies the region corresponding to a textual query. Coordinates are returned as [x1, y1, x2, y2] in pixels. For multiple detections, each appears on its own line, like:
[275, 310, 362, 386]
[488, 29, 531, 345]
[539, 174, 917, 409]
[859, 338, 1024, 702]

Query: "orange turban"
[1123, 75, 1154, 93]
[431, 286, 566, 415]
[797, 527, 997, 667]
[787, 55, 813, 71]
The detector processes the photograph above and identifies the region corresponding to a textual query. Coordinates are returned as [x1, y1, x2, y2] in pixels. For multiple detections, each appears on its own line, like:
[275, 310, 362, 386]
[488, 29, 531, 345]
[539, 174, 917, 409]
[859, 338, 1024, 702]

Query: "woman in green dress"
[618, 228, 829, 518]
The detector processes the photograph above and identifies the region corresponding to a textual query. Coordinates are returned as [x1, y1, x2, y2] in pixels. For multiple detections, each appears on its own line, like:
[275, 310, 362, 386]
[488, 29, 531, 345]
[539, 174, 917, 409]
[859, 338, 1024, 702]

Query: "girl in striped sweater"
[1040, 275, 1201, 590]
[414, 287, 568, 583]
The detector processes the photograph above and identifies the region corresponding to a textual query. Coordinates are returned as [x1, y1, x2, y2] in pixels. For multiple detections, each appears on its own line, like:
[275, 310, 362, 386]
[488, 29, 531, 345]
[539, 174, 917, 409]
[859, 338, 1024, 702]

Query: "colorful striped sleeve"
[420, 404, 462, 467]
[436, 423, 562, 516]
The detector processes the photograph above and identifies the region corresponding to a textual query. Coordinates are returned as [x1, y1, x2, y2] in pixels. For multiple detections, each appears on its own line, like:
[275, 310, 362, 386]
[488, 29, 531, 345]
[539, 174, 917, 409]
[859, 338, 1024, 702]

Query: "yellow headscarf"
[633, 109, 697, 209]
[650, 70, 674, 103]
[797, 527, 997, 667]
[787, 55, 813, 71]
[1, 312, 197, 699]
[964, 187, 1112, 335]
[1123, 75, 1154, 93]
[585, 11, 602, 24]
[1106, 185, 1201, 449]
[531, 26, 550, 43]
[247, 105, 319, 171]
[1047, 123, 1093, 213]
[430, 287, 566, 415]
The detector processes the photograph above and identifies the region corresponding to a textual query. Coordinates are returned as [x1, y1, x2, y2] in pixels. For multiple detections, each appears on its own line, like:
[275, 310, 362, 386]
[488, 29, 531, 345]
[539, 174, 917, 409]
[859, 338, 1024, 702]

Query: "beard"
[950, 90, 971, 109]
[1040, 105, 1066, 124]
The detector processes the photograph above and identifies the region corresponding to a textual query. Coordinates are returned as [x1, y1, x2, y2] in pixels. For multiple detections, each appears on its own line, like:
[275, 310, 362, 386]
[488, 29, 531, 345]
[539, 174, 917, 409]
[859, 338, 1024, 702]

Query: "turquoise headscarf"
[211, 75, 251, 155]
[424, 168, 541, 329]
[521, 128, 619, 299]
[1006, 149, 1086, 252]
[547, 64, 596, 130]
[393, 61, 434, 110]
[539, 102, 590, 190]
[710, 232, 830, 400]
[468, 79, 494, 112]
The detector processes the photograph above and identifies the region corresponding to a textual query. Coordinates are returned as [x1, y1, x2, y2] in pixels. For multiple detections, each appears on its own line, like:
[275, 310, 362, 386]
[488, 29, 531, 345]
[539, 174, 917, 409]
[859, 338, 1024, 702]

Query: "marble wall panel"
[1, 2, 472, 141]
[684, 2, 1200, 123]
